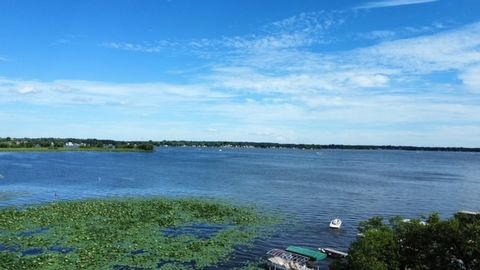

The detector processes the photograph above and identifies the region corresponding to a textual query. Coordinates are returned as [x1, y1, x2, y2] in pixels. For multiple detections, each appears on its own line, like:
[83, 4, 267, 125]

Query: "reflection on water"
[1, 148, 480, 267]
[0, 191, 31, 202]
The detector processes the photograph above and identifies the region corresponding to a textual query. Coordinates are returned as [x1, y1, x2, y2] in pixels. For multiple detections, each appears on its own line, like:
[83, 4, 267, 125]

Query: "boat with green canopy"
[286, 246, 327, 261]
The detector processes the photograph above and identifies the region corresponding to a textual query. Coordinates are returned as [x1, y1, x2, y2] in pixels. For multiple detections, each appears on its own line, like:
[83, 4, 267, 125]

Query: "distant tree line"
[0, 137, 154, 151]
[154, 140, 480, 152]
[1, 138, 479, 152]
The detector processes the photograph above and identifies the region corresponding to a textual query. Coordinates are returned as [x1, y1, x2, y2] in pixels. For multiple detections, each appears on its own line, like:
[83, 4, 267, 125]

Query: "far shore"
[0, 147, 154, 153]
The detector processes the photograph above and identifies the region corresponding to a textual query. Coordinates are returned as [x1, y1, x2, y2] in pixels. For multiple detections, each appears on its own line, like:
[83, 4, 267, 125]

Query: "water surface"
[1, 148, 479, 267]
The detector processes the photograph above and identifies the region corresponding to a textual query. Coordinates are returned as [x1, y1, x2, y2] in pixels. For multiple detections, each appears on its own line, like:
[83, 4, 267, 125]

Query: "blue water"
[1, 148, 480, 267]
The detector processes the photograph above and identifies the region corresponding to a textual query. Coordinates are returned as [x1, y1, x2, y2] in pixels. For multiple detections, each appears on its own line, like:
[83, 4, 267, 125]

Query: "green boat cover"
[286, 246, 327, 261]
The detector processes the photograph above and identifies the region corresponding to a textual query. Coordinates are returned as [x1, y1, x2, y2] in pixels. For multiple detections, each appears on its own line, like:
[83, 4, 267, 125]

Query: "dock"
[319, 248, 348, 258]
[458, 210, 480, 216]
[266, 249, 318, 270]
[286, 246, 327, 261]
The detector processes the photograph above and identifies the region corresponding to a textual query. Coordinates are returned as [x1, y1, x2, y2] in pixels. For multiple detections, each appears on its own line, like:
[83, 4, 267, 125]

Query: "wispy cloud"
[4, 9, 480, 145]
[0, 56, 8, 62]
[355, 0, 438, 9]
[357, 30, 397, 40]
[7, 21, 480, 103]
[102, 40, 179, 53]
[103, 11, 346, 54]
[15, 85, 42, 95]
[459, 65, 480, 92]
[354, 22, 480, 75]
[357, 22, 447, 41]
[0, 77, 233, 109]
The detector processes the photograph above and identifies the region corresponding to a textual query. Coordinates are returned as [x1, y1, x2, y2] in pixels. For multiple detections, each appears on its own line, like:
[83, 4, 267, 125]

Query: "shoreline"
[157, 145, 480, 153]
[0, 147, 154, 153]
[1, 138, 478, 153]
[156, 141, 480, 153]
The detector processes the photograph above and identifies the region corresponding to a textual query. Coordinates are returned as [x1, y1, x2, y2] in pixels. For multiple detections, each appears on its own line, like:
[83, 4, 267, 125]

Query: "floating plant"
[0, 198, 277, 269]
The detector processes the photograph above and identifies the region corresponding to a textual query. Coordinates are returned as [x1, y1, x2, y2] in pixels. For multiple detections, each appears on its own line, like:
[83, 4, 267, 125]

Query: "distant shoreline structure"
[158, 140, 480, 152]
[0, 137, 154, 152]
[1, 137, 479, 153]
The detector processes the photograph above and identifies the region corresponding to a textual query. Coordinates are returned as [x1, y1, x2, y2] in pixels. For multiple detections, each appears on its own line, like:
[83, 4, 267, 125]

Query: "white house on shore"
[65, 142, 81, 149]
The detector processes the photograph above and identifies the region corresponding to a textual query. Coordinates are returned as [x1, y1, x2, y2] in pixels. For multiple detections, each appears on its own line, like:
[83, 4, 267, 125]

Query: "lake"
[1, 148, 480, 268]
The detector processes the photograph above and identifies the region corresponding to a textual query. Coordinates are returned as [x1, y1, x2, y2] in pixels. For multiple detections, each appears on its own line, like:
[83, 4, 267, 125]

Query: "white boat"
[267, 256, 313, 270]
[318, 247, 348, 258]
[329, 218, 342, 229]
[402, 218, 427, 225]
[266, 249, 319, 270]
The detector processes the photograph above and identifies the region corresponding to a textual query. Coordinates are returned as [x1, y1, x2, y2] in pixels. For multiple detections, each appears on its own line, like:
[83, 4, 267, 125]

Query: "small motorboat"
[318, 247, 348, 258]
[329, 218, 342, 229]
[402, 218, 427, 225]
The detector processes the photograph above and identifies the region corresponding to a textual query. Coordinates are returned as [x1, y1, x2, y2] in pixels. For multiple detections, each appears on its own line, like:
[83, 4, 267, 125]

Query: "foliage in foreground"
[0, 198, 277, 269]
[332, 213, 480, 270]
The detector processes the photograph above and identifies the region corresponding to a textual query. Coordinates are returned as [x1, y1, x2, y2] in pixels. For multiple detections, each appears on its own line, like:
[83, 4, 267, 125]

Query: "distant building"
[65, 142, 80, 149]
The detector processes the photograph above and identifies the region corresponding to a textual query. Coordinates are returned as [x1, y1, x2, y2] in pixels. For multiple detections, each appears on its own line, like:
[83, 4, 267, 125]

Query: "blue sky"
[1, 0, 480, 146]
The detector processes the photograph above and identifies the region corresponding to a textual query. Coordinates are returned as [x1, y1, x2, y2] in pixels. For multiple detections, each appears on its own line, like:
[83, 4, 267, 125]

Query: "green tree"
[136, 144, 154, 151]
[333, 217, 399, 270]
[333, 213, 480, 270]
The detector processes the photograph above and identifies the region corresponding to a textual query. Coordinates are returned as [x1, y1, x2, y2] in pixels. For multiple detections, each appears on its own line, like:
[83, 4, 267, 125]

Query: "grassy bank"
[0, 198, 277, 269]
[0, 147, 153, 153]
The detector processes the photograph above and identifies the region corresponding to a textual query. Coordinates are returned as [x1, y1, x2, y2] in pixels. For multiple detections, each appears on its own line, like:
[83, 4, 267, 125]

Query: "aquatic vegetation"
[0, 193, 13, 202]
[0, 191, 29, 202]
[0, 198, 277, 269]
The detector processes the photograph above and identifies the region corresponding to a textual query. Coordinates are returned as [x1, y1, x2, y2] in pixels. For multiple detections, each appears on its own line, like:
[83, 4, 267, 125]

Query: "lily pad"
[0, 198, 277, 269]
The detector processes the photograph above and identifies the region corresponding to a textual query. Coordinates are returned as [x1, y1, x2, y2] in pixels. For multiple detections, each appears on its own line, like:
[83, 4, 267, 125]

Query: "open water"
[1, 148, 480, 267]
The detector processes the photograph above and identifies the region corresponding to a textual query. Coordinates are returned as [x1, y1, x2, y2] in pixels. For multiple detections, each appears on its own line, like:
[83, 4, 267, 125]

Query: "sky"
[0, 0, 480, 146]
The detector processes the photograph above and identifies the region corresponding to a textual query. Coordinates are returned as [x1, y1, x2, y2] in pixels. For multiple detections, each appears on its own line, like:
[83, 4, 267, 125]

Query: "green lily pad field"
[0, 198, 277, 269]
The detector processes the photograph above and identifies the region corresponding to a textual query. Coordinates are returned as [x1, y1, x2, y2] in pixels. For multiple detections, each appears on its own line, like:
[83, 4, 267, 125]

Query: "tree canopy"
[333, 212, 480, 270]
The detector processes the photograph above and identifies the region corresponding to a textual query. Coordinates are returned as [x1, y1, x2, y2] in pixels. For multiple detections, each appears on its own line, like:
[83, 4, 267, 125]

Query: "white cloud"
[357, 22, 447, 41]
[4, 12, 480, 146]
[94, 12, 480, 92]
[0, 79, 231, 107]
[352, 22, 480, 76]
[103, 11, 346, 53]
[102, 42, 169, 53]
[0, 56, 8, 62]
[221, 33, 316, 50]
[209, 67, 391, 94]
[186, 23, 480, 101]
[2, 75, 479, 146]
[460, 65, 480, 91]
[348, 73, 390, 87]
[358, 30, 397, 40]
[355, 0, 438, 9]
[15, 85, 41, 95]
